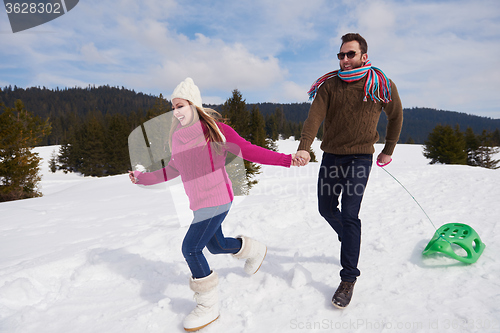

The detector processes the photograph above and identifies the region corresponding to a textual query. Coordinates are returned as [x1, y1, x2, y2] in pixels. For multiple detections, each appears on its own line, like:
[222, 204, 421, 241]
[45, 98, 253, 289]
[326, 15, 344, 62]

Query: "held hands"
[291, 150, 311, 167]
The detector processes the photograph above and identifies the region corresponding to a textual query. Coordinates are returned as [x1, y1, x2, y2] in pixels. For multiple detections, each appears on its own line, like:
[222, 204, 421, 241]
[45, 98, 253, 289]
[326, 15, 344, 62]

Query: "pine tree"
[249, 106, 268, 148]
[242, 105, 270, 184]
[0, 100, 51, 201]
[476, 130, 500, 169]
[294, 122, 303, 141]
[221, 90, 259, 191]
[105, 113, 130, 175]
[58, 132, 79, 174]
[309, 147, 318, 163]
[274, 107, 286, 137]
[465, 127, 480, 166]
[265, 113, 279, 141]
[423, 124, 467, 165]
[271, 107, 294, 139]
[78, 112, 106, 176]
[405, 137, 415, 144]
[282, 121, 293, 139]
[221, 90, 250, 139]
[491, 129, 500, 146]
[146, 94, 171, 119]
[49, 149, 59, 173]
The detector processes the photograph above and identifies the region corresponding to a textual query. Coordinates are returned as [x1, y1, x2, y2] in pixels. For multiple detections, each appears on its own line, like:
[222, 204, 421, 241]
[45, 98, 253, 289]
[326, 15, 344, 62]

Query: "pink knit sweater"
[134, 121, 292, 210]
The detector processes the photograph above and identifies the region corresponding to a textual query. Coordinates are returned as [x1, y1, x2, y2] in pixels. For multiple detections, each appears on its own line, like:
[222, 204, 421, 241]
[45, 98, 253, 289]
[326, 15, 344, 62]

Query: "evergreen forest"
[1, 85, 499, 186]
[2, 85, 500, 147]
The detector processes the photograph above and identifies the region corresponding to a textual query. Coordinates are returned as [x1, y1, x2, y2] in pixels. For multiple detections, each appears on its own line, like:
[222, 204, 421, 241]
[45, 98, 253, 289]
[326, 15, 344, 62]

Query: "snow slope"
[1, 141, 499, 333]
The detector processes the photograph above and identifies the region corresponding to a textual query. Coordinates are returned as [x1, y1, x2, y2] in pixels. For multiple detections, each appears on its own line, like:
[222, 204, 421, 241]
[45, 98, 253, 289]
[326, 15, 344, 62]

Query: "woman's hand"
[291, 153, 307, 166]
[128, 171, 138, 184]
[294, 150, 310, 166]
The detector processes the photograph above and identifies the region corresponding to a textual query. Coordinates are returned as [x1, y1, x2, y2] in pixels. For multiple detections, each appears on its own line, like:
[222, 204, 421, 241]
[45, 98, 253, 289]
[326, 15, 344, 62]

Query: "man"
[296, 33, 403, 308]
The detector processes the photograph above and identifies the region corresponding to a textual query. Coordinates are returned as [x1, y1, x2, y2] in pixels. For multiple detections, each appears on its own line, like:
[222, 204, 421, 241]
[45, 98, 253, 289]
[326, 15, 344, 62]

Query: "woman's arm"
[129, 160, 180, 185]
[220, 123, 292, 167]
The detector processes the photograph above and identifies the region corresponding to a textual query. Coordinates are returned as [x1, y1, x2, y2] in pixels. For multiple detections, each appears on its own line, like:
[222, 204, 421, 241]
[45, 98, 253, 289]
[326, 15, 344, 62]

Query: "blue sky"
[1, 0, 500, 118]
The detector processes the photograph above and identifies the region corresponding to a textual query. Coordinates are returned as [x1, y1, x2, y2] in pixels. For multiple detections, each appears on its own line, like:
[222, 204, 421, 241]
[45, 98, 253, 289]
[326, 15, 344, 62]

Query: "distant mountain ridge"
[1, 85, 499, 144]
[239, 103, 500, 144]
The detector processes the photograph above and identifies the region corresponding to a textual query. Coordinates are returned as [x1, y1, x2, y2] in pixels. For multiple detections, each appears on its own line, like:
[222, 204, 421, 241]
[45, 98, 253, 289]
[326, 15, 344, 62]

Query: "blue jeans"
[317, 153, 373, 282]
[182, 202, 242, 279]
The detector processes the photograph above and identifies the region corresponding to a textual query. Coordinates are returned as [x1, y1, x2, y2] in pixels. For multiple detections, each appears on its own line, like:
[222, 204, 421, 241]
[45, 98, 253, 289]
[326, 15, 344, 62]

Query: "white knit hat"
[170, 77, 203, 110]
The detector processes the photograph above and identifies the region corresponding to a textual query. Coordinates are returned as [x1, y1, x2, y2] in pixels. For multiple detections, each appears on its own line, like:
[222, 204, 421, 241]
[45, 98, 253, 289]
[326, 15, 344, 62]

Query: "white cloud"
[80, 43, 118, 64]
[1, 0, 499, 116]
[356, 0, 396, 34]
[327, 0, 500, 116]
[277, 81, 309, 103]
[107, 15, 288, 95]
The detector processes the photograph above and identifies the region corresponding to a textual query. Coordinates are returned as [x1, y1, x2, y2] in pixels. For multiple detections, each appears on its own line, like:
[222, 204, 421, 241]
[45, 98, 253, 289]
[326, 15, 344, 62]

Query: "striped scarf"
[307, 60, 392, 103]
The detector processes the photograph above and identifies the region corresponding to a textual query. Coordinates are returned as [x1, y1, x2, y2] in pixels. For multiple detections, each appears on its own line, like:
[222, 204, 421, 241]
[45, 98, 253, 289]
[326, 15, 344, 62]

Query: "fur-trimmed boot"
[233, 236, 267, 275]
[183, 271, 219, 332]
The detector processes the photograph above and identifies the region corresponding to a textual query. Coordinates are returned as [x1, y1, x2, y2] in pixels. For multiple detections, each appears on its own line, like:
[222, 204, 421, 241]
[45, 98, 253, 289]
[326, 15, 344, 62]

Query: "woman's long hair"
[168, 102, 226, 154]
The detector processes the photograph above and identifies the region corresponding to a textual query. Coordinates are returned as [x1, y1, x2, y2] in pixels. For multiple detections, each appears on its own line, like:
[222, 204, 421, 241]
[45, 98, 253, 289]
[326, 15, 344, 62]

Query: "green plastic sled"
[422, 223, 485, 264]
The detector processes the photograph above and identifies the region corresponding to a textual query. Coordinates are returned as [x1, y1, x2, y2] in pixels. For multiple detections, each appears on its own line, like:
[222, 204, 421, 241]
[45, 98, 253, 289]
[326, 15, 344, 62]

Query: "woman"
[129, 78, 298, 331]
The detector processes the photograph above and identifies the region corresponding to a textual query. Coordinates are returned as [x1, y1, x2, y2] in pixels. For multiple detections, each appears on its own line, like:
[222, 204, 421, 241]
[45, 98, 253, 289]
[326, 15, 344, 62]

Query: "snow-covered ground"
[1, 140, 499, 333]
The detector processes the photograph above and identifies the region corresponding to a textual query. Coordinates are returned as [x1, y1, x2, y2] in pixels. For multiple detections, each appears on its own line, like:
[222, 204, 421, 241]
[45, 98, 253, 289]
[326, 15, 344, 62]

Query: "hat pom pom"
[170, 77, 203, 110]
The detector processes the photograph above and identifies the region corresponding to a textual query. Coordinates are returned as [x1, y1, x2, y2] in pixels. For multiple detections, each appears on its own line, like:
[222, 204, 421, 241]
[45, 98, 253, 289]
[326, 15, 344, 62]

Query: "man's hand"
[376, 152, 392, 165]
[295, 150, 311, 166]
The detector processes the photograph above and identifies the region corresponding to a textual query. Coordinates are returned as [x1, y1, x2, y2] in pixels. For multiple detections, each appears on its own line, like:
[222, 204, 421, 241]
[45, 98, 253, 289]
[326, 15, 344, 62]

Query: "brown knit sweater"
[298, 75, 403, 156]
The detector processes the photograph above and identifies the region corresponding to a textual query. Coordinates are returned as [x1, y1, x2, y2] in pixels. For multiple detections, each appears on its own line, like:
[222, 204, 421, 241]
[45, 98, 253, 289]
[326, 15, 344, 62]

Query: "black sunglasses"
[337, 51, 357, 60]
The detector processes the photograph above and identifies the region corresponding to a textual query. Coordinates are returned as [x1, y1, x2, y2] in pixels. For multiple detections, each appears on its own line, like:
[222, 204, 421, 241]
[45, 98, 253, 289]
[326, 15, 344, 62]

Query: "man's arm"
[297, 83, 329, 165]
[381, 80, 404, 157]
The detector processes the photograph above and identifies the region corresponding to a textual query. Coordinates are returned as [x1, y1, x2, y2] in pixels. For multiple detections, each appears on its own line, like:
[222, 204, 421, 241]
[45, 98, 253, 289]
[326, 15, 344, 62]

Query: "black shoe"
[332, 280, 356, 308]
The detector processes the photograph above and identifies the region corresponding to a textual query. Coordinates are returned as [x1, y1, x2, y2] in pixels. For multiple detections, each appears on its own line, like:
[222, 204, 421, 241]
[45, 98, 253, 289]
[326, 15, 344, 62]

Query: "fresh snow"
[1, 140, 499, 333]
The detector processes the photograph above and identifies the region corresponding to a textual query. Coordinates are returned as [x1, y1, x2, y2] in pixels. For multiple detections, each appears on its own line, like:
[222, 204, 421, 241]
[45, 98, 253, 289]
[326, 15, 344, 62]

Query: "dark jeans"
[317, 153, 373, 282]
[181, 202, 242, 279]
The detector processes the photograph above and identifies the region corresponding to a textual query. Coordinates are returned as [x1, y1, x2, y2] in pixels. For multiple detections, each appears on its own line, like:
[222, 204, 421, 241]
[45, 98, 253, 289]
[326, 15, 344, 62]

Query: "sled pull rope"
[379, 167, 436, 229]
[377, 160, 450, 244]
